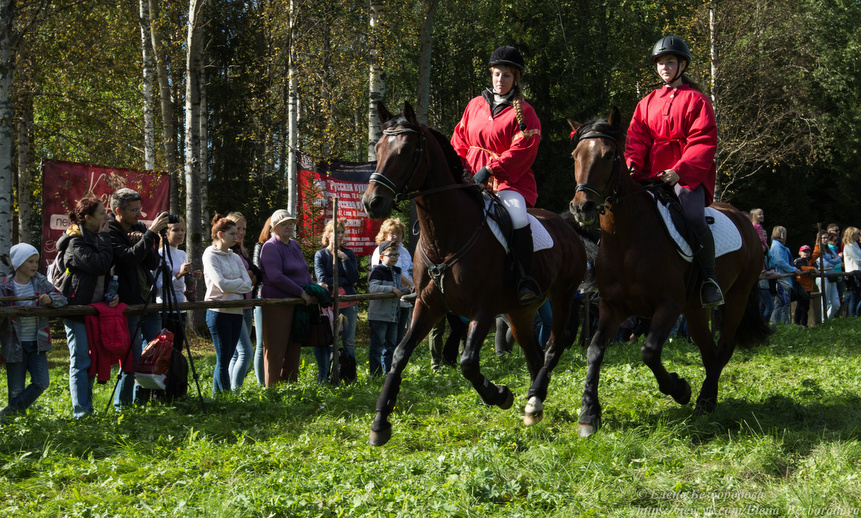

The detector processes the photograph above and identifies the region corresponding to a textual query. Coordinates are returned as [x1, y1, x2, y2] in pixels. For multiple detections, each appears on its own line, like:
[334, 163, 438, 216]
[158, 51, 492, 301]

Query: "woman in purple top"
[259, 209, 316, 385]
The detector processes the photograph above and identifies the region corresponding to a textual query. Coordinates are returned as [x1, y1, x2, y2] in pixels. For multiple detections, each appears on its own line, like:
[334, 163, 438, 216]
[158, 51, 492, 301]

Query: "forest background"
[2, 0, 859, 273]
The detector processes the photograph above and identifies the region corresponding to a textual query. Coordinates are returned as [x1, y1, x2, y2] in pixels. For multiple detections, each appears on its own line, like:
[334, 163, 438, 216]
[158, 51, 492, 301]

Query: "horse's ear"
[608, 106, 622, 129]
[378, 102, 393, 125]
[403, 102, 418, 125]
[566, 118, 581, 142]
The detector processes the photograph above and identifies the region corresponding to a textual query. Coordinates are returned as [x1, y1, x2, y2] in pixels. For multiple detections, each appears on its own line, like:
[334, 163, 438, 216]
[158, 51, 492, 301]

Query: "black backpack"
[337, 348, 357, 384]
[163, 349, 189, 401]
[47, 250, 71, 293]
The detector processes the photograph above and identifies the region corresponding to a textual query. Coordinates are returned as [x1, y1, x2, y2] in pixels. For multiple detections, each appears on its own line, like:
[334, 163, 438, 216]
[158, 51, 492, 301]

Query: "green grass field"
[2, 318, 861, 517]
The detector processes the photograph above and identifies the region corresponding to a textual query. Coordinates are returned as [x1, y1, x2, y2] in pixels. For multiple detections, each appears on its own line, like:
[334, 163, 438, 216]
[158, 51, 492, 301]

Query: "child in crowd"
[367, 241, 405, 376]
[794, 245, 816, 327]
[156, 217, 201, 335]
[0, 243, 67, 417]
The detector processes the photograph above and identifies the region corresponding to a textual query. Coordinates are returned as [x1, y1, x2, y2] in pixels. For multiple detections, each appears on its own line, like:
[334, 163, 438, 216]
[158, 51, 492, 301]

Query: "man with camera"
[108, 188, 170, 409]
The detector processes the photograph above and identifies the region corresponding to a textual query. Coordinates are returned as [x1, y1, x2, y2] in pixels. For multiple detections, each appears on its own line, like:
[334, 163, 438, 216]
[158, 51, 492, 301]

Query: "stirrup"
[700, 278, 725, 308]
[400, 292, 418, 305]
[517, 278, 542, 306]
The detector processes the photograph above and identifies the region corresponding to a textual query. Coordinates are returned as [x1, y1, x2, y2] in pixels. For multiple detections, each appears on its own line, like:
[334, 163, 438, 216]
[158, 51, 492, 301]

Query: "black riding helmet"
[650, 36, 690, 85]
[489, 45, 525, 71]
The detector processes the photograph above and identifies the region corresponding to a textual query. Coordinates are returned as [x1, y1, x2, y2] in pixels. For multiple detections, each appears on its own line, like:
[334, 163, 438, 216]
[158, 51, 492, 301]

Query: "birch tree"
[287, 0, 298, 213]
[367, 0, 385, 160]
[0, 0, 17, 253]
[138, 0, 156, 170]
[185, 0, 205, 329]
[148, 0, 181, 214]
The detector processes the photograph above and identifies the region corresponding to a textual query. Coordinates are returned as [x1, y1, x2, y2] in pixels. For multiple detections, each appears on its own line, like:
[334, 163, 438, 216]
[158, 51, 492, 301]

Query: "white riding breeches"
[498, 190, 529, 229]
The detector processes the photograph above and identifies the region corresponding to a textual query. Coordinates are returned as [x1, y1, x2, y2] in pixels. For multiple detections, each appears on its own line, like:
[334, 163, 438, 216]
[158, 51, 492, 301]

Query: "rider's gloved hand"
[473, 167, 492, 185]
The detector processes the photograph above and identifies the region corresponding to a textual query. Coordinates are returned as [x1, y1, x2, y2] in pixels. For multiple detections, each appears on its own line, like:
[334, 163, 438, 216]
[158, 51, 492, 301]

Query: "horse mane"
[425, 126, 471, 185]
[574, 117, 626, 148]
[382, 112, 473, 186]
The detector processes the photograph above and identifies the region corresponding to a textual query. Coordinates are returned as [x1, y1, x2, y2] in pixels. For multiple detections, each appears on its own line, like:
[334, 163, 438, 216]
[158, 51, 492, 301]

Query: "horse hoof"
[499, 386, 514, 410]
[369, 426, 392, 447]
[695, 399, 716, 415]
[578, 424, 595, 438]
[674, 378, 692, 405]
[523, 396, 544, 426]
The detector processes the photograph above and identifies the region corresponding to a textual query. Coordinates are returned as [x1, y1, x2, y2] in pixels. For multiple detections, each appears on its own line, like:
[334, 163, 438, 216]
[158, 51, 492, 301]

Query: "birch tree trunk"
[287, 0, 298, 214]
[415, 0, 439, 125]
[0, 0, 15, 255]
[367, 0, 385, 161]
[139, 0, 156, 171]
[185, 0, 205, 331]
[16, 92, 31, 243]
[709, 0, 722, 202]
[148, 0, 181, 214]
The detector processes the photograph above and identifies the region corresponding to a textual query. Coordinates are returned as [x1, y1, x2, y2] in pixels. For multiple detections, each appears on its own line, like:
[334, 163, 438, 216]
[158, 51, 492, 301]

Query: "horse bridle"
[369, 127, 425, 204]
[573, 132, 624, 215]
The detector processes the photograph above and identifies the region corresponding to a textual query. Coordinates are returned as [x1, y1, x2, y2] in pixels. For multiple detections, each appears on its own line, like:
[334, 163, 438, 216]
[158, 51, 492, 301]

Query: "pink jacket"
[451, 93, 541, 207]
[625, 84, 718, 204]
[85, 302, 132, 382]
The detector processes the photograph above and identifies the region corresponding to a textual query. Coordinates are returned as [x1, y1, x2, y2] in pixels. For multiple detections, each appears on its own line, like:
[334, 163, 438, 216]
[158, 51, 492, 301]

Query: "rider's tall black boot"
[698, 226, 725, 308]
[513, 225, 542, 305]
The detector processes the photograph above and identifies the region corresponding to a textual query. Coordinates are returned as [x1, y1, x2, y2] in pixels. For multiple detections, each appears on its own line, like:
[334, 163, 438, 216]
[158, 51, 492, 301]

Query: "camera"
[160, 211, 180, 224]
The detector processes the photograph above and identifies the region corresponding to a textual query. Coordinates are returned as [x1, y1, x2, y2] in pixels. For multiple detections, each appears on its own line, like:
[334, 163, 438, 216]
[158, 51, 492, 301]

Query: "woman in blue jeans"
[203, 214, 252, 395]
[252, 217, 272, 385]
[768, 226, 801, 325]
[814, 230, 842, 320]
[226, 212, 257, 389]
[314, 219, 360, 382]
[54, 197, 118, 418]
[841, 227, 861, 316]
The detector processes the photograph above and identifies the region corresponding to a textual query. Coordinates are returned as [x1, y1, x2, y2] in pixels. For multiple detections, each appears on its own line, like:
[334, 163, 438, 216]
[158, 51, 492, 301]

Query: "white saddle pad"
[653, 194, 742, 263]
[485, 198, 553, 254]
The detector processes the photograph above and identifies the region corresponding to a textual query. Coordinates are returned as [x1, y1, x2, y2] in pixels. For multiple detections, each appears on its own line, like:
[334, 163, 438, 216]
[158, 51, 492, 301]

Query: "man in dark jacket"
[109, 188, 169, 409]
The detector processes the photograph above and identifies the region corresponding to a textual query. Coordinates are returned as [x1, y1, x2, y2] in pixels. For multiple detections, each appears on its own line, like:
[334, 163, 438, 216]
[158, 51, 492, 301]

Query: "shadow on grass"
[597, 393, 861, 450]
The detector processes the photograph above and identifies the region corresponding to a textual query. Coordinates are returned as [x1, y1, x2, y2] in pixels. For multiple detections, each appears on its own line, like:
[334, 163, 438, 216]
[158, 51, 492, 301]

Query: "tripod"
[156, 234, 207, 412]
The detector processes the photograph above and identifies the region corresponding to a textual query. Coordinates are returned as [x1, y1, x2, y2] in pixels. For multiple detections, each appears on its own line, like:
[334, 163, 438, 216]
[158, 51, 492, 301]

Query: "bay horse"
[568, 107, 770, 437]
[362, 102, 587, 446]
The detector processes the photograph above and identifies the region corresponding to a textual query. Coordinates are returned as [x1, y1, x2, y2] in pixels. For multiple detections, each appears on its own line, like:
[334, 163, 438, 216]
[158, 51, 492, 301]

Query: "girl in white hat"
[1, 243, 67, 417]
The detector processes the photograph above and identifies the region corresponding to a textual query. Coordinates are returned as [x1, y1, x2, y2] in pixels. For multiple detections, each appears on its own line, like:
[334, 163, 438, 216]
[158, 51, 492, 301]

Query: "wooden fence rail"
[2, 270, 857, 319]
[0, 292, 398, 319]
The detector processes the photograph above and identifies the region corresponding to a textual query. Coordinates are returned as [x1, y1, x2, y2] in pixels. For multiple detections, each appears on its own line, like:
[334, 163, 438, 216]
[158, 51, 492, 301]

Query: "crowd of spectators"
[752, 208, 860, 327]
[5, 191, 860, 420]
[0, 188, 431, 419]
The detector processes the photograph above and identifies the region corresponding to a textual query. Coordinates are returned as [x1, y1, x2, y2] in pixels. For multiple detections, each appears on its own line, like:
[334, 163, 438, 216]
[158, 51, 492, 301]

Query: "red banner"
[41, 160, 170, 272]
[297, 153, 381, 256]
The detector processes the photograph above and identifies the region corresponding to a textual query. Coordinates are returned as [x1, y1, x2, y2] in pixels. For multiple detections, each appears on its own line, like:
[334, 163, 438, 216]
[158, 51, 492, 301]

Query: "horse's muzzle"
[569, 199, 598, 228]
[362, 191, 393, 219]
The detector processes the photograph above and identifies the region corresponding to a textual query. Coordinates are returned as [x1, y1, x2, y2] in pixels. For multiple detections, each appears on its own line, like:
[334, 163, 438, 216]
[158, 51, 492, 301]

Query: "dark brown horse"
[568, 107, 770, 437]
[362, 102, 587, 446]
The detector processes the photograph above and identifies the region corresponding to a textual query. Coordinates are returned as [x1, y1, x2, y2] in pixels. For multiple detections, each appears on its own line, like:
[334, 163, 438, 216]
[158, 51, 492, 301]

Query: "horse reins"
[573, 131, 668, 212]
[369, 127, 425, 204]
[574, 132, 624, 214]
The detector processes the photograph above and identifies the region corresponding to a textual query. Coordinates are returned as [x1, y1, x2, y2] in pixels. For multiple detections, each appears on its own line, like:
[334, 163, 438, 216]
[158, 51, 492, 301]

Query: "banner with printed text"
[296, 153, 381, 256]
[41, 160, 170, 272]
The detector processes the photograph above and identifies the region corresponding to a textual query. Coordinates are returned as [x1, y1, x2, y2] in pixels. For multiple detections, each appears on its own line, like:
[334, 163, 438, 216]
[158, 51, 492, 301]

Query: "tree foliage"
[4, 0, 861, 255]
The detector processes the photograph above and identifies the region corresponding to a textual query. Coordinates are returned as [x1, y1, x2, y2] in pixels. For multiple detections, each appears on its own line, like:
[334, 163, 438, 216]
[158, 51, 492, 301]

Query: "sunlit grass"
[2, 319, 861, 516]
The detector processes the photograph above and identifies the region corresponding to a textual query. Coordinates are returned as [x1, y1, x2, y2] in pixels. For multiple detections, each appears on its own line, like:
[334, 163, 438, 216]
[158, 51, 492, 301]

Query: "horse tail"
[561, 211, 600, 292]
[734, 284, 773, 349]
